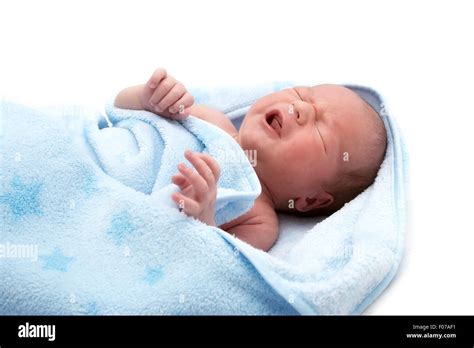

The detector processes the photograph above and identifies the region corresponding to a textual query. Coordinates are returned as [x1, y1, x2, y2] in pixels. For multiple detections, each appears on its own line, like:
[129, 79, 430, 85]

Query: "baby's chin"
[237, 130, 251, 150]
[238, 127, 264, 152]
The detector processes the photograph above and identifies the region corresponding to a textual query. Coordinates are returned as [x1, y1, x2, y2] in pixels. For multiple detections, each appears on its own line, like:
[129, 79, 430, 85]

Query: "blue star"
[85, 301, 99, 315]
[40, 247, 75, 272]
[106, 210, 137, 245]
[75, 165, 97, 198]
[0, 175, 43, 220]
[81, 173, 97, 197]
[143, 266, 163, 285]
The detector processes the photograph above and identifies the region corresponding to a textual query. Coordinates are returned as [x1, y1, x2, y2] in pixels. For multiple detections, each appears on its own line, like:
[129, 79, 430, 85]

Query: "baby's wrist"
[200, 213, 216, 227]
[138, 84, 151, 111]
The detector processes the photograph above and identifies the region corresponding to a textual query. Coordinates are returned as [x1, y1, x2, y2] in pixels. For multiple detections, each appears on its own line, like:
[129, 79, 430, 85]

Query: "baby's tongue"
[271, 118, 280, 130]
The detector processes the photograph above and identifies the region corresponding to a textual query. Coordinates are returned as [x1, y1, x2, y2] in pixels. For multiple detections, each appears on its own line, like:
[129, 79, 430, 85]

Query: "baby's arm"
[187, 104, 238, 138]
[114, 68, 193, 120]
[114, 68, 238, 137]
[115, 68, 278, 250]
[220, 197, 279, 251]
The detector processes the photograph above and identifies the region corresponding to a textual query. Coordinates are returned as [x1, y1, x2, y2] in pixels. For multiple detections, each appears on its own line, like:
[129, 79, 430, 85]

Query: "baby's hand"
[171, 150, 220, 226]
[141, 68, 194, 120]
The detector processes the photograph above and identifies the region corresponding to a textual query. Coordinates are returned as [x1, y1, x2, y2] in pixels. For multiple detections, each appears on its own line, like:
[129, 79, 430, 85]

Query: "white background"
[1, 0, 473, 314]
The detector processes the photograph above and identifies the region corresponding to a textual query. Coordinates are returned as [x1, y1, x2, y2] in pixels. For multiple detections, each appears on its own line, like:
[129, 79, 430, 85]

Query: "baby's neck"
[232, 133, 240, 144]
[259, 181, 276, 208]
[233, 132, 276, 208]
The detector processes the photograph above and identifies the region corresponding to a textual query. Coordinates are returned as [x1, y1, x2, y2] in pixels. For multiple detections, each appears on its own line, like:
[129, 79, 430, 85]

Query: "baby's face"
[237, 84, 373, 211]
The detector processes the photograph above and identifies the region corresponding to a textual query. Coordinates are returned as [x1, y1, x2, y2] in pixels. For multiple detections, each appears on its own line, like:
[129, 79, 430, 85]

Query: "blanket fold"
[0, 80, 408, 315]
[1, 101, 297, 315]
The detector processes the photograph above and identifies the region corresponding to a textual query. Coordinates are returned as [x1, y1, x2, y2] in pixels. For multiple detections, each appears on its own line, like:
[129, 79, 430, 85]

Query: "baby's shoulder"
[220, 194, 278, 230]
[250, 195, 278, 222]
[219, 194, 279, 251]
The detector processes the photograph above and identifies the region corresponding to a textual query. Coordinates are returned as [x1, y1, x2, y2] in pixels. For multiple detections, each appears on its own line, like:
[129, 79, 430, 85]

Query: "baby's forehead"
[305, 84, 356, 98]
[306, 84, 369, 110]
[268, 84, 367, 115]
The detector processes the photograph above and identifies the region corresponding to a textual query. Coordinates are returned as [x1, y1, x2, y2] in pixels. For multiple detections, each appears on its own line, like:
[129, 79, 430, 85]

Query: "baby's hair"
[324, 99, 387, 215]
[300, 96, 387, 217]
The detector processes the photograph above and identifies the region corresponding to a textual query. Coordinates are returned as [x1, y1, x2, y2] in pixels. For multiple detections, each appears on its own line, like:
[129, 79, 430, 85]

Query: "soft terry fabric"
[0, 80, 408, 315]
[0, 101, 297, 314]
[190, 82, 409, 314]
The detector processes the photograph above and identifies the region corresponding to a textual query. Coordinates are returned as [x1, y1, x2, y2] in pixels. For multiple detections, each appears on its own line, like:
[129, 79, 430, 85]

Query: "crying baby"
[114, 68, 387, 251]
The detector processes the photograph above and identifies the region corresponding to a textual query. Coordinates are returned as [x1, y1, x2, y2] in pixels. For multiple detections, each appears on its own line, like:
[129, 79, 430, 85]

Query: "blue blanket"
[190, 82, 409, 314]
[1, 81, 409, 315]
[0, 100, 296, 315]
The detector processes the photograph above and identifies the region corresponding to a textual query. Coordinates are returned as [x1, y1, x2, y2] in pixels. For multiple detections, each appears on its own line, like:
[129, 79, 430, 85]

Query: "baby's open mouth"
[265, 110, 282, 137]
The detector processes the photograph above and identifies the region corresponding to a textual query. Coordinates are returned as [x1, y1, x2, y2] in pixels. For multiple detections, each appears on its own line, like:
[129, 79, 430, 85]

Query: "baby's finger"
[171, 173, 189, 190]
[149, 76, 177, 107]
[177, 162, 208, 199]
[157, 82, 186, 113]
[147, 68, 167, 89]
[169, 93, 194, 118]
[198, 153, 221, 183]
[171, 192, 200, 216]
[184, 150, 215, 189]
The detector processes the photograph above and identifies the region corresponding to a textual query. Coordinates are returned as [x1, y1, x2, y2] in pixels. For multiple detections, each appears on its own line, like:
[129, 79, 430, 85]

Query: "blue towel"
[0, 80, 408, 315]
[0, 100, 296, 314]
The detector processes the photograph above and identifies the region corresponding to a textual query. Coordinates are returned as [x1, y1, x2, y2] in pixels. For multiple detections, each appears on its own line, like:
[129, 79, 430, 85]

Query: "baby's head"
[237, 84, 387, 216]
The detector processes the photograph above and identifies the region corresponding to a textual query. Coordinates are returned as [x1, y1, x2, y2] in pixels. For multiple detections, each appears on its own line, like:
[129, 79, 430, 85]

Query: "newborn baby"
[114, 68, 387, 251]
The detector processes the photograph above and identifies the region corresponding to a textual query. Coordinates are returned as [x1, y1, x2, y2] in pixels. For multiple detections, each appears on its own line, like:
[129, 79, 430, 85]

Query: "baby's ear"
[294, 193, 334, 212]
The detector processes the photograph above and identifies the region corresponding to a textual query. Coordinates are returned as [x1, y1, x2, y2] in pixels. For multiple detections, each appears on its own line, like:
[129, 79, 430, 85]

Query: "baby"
[114, 68, 387, 251]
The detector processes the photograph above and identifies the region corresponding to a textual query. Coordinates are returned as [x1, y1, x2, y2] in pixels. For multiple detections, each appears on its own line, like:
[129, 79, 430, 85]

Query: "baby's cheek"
[273, 149, 303, 180]
[285, 141, 308, 161]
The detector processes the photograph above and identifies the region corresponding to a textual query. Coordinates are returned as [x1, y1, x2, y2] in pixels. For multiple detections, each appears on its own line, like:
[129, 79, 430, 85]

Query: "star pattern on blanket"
[0, 175, 43, 220]
[85, 301, 99, 315]
[106, 210, 137, 245]
[143, 266, 163, 285]
[40, 247, 75, 272]
[75, 164, 98, 198]
[81, 173, 97, 197]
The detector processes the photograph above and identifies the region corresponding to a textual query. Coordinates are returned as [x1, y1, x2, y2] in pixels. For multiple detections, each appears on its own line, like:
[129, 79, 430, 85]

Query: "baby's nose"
[292, 101, 312, 126]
